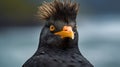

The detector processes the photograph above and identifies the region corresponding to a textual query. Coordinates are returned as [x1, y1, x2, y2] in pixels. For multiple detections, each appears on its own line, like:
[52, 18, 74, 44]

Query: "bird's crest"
[37, 0, 79, 21]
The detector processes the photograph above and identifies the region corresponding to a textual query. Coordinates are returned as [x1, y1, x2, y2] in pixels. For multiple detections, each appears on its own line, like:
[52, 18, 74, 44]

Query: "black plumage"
[22, 0, 94, 67]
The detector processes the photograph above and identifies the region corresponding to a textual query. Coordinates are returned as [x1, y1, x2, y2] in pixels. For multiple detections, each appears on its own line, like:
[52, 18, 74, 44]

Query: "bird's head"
[38, 0, 79, 49]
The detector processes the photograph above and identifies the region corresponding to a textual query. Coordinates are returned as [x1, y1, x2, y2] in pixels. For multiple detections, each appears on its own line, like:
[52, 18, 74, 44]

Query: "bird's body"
[23, 0, 94, 67]
[23, 47, 93, 67]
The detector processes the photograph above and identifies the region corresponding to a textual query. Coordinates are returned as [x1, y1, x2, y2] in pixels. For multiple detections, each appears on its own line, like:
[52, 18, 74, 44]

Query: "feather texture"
[37, 0, 79, 21]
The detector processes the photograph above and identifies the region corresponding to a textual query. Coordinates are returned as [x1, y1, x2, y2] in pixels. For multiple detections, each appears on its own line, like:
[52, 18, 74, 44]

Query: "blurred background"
[0, 0, 120, 67]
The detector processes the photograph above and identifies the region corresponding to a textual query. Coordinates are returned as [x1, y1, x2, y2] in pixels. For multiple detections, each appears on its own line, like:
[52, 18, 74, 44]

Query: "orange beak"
[54, 26, 74, 39]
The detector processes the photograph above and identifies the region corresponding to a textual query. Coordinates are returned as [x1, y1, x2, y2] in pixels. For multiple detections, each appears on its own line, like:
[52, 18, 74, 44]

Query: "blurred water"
[0, 15, 120, 67]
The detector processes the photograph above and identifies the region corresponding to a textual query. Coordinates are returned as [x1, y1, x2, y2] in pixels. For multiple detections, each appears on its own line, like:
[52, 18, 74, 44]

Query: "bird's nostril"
[64, 29, 68, 31]
[63, 26, 72, 32]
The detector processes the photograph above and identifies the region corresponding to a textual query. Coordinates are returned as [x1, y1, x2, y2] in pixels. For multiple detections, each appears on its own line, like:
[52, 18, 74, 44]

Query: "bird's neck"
[39, 35, 79, 50]
[37, 43, 80, 55]
[37, 39, 80, 54]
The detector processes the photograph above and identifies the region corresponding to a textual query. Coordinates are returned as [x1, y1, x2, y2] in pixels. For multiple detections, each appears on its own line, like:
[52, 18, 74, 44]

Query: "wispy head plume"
[37, 0, 79, 21]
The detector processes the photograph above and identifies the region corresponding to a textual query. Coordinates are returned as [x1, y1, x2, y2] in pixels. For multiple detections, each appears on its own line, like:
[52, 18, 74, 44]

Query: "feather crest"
[37, 0, 79, 21]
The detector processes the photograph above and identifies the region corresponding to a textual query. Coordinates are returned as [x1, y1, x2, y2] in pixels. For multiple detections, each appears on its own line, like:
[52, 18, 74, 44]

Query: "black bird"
[22, 0, 94, 67]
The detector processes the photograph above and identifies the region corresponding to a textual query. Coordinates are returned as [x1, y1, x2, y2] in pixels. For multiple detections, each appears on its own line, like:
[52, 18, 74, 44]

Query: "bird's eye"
[50, 25, 55, 31]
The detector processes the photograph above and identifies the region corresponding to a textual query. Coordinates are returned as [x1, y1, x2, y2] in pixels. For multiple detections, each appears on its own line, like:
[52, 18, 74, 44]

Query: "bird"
[22, 0, 94, 67]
